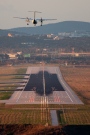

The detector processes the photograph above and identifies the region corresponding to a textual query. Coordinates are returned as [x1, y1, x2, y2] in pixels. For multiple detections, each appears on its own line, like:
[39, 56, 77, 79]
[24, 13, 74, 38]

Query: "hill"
[9, 21, 90, 34]
[0, 21, 90, 35]
[0, 29, 11, 36]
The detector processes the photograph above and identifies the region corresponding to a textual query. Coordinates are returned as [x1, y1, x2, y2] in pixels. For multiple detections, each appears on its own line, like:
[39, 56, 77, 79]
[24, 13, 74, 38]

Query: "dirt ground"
[0, 124, 90, 135]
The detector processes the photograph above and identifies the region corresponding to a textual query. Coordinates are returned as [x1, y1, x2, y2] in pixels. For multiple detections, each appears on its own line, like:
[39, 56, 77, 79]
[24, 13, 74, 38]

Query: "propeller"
[40, 18, 43, 26]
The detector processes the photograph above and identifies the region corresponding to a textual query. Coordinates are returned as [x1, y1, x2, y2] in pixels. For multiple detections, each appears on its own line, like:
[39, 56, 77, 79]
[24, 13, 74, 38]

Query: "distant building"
[58, 32, 70, 37]
[43, 49, 47, 51]
[53, 36, 60, 40]
[7, 33, 14, 37]
[17, 52, 22, 55]
[47, 34, 54, 38]
[8, 53, 17, 59]
[24, 54, 30, 58]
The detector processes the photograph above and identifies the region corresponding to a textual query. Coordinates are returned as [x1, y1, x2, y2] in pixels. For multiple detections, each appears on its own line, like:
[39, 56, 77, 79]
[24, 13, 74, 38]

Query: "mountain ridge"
[0, 21, 90, 35]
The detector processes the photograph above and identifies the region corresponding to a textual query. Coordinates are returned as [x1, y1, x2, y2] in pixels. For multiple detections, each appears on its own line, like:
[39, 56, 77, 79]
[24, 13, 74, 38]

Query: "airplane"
[14, 11, 57, 26]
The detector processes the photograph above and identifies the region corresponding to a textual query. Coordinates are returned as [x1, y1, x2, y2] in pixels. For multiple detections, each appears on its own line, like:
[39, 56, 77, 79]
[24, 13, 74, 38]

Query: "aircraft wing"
[13, 17, 33, 20]
[36, 19, 57, 21]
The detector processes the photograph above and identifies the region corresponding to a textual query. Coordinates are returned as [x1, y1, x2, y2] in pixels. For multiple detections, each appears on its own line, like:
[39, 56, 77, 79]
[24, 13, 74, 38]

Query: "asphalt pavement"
[4, 66, 83, 105]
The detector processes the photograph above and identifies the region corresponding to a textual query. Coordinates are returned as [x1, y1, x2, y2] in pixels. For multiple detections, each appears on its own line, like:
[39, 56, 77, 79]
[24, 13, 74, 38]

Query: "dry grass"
[60, 66, 90, 104]
[0, 109, 51, 125]
[0, 67, 17, 74]
[0, 67, 17, 80]
[57, 107, 90, 125]
[0, 66, 27, 80]
[0, 104, 89, 125]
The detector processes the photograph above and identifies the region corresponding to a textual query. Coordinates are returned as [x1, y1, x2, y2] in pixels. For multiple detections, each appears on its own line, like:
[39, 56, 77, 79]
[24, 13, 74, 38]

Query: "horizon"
[0, 0, 90, 29]
[1, 20, 90, 30]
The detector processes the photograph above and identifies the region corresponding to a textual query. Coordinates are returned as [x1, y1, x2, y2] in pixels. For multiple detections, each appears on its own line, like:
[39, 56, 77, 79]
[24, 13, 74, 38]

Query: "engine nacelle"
[26, 18, 30, 23]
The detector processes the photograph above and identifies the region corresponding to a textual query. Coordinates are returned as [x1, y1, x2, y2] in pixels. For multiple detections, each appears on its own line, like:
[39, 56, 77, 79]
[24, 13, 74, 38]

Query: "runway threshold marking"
[54, 96, 60, 102]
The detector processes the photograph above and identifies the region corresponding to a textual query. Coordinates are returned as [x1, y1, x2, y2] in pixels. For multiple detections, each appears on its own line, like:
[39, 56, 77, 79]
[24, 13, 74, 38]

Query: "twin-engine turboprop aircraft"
[14, 11, 57, 26]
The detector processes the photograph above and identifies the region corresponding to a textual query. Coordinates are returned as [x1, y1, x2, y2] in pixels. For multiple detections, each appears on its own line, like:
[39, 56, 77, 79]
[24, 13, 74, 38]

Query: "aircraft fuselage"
[32, 19, 37, 25]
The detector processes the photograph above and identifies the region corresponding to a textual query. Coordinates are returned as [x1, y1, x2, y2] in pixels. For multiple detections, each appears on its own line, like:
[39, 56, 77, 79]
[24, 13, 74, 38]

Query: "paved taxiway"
[5, 66, 83, 105]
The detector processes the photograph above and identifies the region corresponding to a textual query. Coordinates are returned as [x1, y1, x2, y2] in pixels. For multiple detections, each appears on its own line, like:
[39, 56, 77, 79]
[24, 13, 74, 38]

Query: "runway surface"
[6, 66, 83, 104]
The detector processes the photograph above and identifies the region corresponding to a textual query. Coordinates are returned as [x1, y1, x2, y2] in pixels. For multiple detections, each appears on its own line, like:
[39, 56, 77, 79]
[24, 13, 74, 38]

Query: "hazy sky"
[0, 0, 90, 29]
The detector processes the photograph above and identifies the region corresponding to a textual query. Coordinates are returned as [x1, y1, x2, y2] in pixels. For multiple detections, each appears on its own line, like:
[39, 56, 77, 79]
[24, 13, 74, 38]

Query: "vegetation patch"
[57, 110, 66, 124]
[57, 106, 90, 125]
[0, 109, 51, 125]
[16, 68, 27, 74]
[0, 92, 13, 100]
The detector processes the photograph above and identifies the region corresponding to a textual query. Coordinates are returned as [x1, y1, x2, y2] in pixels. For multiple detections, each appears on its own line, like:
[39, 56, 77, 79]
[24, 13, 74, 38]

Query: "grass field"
[0, 103, 51, 125]
[57, 105, 90, 125]
[0, 104, 89, 125]
[0, 67, 27, 80]
[0, 66, 27, 99]
[60, 66, 90, 104]
[0, 92, 13, 100]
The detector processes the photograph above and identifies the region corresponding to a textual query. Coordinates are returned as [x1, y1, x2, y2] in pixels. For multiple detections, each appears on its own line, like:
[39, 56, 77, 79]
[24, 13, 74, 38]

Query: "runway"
[6, 66, 83, 104]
